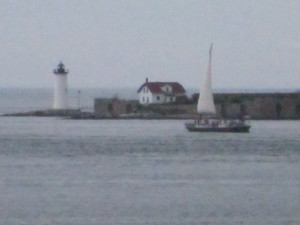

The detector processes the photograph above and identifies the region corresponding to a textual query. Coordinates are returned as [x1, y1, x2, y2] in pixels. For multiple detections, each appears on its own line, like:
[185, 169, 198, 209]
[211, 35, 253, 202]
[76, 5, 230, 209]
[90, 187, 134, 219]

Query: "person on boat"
[212, 120, 218, 128]
[204, 118, 209, 125]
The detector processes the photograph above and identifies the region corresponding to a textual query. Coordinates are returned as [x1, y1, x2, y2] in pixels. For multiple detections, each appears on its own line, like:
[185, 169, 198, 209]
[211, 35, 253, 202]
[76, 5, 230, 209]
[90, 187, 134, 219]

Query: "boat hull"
[185, 123, 251, 133]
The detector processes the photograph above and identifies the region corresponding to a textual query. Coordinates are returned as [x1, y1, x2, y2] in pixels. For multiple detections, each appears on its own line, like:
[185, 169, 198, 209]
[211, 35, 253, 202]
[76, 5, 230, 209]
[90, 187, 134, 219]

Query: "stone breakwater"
[2, 109, 196, 120]
[2, 109, 80, 117]
[3, 93, 300, 120]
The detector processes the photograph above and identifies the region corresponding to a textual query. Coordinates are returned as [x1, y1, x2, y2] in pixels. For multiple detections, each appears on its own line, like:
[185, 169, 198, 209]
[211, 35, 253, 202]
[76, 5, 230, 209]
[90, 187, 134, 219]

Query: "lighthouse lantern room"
[53, 62, 69, 109]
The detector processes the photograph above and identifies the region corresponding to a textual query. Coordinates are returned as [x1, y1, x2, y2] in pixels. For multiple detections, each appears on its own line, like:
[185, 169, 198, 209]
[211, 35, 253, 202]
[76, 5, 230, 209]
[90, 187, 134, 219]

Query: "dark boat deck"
[185, 120, 251, 133]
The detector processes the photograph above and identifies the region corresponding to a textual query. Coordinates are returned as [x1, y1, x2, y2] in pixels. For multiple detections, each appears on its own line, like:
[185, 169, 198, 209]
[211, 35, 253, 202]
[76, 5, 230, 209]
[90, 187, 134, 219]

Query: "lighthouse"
[53, 62, 69, 109]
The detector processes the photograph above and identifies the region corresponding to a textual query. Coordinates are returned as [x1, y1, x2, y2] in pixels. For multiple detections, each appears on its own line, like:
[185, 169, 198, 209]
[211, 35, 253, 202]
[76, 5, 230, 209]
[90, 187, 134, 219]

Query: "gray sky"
[1, 0, 300, 90]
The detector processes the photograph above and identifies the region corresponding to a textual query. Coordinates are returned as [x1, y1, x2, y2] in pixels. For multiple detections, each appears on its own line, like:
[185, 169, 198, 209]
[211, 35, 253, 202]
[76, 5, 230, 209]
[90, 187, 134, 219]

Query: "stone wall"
[94, 98, 138, 117]
[94, 93, 300, 119]
[215, 93, 300, 119]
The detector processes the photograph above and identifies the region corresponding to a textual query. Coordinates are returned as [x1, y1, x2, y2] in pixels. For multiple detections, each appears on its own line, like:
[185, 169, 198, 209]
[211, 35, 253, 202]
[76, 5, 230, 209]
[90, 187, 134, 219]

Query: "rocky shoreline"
[2, 109, 80, 118]
[1, 109, 197, 120]
[2, 108, 300, 120]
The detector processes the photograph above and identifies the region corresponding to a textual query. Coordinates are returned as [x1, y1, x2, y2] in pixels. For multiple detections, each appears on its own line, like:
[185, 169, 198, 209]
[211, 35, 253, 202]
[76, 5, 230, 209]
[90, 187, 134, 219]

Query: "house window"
[147, 97, 149, 103]
[157, 96, 160, 101]
[166, 87, 169, 92]
[296, 105, 300, 116]
[142, 97, 145, 102]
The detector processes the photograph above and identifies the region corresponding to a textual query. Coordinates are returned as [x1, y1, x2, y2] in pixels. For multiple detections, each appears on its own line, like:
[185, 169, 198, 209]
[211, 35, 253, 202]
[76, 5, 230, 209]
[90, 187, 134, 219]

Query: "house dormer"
[161, 85, 172, 93]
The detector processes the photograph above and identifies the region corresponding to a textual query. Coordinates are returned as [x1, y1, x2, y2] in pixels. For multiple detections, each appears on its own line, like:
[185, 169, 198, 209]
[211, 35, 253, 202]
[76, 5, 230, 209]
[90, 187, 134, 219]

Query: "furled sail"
[197, 44, 216, 115]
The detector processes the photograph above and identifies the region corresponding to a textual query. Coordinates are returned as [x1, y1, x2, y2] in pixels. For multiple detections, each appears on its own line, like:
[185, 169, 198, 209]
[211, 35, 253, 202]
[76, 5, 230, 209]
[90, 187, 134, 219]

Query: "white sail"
[197, 44, 216, 115]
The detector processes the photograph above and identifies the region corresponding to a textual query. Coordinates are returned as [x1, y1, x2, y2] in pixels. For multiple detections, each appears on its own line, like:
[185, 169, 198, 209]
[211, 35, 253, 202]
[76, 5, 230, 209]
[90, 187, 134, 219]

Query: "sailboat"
[185, 44, 251, 133]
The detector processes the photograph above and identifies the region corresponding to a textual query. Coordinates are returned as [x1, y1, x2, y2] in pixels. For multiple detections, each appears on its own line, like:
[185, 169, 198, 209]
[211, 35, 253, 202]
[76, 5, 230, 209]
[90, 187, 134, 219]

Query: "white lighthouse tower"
[53, 62, 69, 109]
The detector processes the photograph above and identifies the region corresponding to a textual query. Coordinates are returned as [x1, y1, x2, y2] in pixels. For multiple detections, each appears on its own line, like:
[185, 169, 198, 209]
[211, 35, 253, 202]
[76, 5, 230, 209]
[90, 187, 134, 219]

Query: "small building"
[137, 78, 186, 105]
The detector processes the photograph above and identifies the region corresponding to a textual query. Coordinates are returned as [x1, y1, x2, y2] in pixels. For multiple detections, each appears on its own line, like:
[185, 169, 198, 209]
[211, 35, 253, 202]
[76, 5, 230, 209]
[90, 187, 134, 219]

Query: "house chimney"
[146, 77, 148, 83]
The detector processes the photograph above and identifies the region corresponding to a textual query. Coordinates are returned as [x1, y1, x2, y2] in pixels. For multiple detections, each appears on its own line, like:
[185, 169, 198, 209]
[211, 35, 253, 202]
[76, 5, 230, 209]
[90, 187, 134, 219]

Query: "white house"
[137, 78, 186, 105]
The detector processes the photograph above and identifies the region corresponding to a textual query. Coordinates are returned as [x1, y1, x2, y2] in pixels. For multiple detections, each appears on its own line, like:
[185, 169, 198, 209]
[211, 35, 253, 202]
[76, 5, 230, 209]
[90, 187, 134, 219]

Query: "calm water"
[0, 117, 299, 225]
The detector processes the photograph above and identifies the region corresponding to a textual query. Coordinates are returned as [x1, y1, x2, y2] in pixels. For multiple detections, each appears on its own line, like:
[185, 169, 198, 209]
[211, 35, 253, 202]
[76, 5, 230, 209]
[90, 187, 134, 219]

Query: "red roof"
[137, 82, 186, 94]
